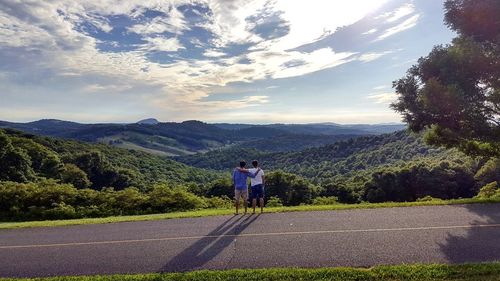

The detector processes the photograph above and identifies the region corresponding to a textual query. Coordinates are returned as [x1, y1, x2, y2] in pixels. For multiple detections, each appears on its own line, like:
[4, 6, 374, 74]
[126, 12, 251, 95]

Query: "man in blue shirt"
[232, 161, 255, 215]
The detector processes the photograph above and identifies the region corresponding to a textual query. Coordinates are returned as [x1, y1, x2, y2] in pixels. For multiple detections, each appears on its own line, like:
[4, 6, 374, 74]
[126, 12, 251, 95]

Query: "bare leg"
[260, 198, 264, 213]
[243, 199, 248, 214]
[252, 199, 257, 213]
[235, 199, 239, 215]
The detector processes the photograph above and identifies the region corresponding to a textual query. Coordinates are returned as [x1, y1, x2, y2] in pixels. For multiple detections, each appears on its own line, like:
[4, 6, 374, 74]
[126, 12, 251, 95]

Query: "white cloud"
[203, 49, 226, 57]
[362, 28, 377, 35]
[358, 51, 392, 62]
[242, 0, 389, 53]
[375, 3, 415, 23]
[0, 0, 397, 119]
[373, 85, 389, 90]
[128, 7, 189, 35]
[142, 36, 184, 52]
[367, 92, 397, 104]
[376, 14, 420, 41]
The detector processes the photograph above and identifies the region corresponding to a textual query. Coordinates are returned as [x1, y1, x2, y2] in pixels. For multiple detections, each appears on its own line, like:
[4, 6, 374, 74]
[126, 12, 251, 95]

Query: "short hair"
[239, 161, 246, 168]
[252, 160, 258, 167]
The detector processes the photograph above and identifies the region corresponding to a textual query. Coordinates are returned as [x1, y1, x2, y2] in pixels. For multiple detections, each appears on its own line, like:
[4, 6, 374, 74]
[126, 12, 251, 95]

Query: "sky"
[0, 0, 455, 124]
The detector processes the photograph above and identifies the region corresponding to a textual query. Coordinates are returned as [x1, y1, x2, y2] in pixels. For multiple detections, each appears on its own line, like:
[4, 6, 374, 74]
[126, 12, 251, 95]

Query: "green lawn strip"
[1, 263, 500, 281]
[1, 198, 499, 229]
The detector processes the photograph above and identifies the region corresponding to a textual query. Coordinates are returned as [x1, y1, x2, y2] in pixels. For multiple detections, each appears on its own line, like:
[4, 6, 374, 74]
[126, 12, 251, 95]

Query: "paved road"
[1, 204, 499, 278]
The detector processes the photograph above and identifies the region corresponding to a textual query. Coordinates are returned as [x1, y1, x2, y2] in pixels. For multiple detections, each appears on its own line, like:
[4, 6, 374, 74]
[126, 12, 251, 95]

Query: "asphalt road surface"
[1, 204, 499, 278]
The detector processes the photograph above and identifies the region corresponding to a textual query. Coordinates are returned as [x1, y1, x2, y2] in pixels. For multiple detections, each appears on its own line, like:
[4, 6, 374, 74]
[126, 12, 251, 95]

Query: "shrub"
[265, 171, 320, 206]
[475, 182, 500, 199]
[149, 184, 207, 212]
[61, 164, 91, 189]
[205, 195, 233, 209]
[266, 196, 283, 207]
[416, 195, 443, 202]
[311, 196, 339, 205]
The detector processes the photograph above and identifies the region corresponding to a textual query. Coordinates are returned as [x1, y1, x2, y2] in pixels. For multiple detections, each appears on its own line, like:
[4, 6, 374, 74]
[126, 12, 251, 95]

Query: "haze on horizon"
[0, 0, 454, 124]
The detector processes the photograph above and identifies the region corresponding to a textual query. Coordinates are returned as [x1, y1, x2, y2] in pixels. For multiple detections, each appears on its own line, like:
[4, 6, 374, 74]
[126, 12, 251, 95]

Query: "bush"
[0, 180, 211, 221]
[149, 184, 207, 212]
[475, 182, 500, 199]
[416, 195, 443, 202]
[61, 164, 91, 189]
[205, 195, 233, 209]
[311, 196, 339, 205]
[363, 162, 477, 203]
[265, 171, 320, 206]
[206, 178, 234, 198]
[266, 196, 283, 207]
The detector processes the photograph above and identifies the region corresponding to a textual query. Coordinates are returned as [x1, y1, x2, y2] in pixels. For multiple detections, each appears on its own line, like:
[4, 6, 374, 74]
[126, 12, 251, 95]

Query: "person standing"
[232, 161, 251, 215]
[248, 160, 265, 213]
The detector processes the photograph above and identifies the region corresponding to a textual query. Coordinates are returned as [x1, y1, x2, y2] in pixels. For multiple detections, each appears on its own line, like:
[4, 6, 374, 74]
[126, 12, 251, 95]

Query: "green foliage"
[0, 180, 220, 221]
[0, 129, 221, 191]
[0, 131, 34, 182]
[60, 164, 91, 189]
[311, 196, 339, 205]
[391, 0, 500, 157]
[475, 181, 500, 199]
[474, 158, 500, 187]
[416, 196, 443, 202]
[265, 171, 321, 206]
[204, 196, 233, 209]
[2, 262, 499, 281]
[363, 162, 476, 203]
[149, 184, 208, 212]
[265, 196, 283, 207]
[205, 177, 234, 198]
[10, 136, 64, 178]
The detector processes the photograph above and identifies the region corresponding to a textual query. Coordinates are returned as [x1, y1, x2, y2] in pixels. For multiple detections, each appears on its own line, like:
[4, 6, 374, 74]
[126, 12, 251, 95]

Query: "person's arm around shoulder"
[248, 168, 260, 178]
[237, 167, 250, 172]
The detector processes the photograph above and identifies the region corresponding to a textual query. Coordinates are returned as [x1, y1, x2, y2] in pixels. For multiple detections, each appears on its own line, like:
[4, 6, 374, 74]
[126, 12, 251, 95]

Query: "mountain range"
[0, 119, 405, 156]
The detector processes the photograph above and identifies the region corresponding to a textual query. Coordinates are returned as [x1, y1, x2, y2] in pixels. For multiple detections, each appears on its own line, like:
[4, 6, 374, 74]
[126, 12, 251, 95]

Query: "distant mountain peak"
[137, 118, 159, 125]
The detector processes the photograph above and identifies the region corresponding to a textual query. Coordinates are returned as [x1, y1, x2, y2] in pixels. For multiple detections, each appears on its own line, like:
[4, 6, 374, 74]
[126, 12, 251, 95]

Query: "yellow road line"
[1, 223, 499, 249]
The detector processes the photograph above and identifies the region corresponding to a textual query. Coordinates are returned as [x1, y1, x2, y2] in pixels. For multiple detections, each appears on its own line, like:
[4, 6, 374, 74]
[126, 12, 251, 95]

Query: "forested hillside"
[0, 128, 219, 191]
[177, 131, 443, 175]
[178, 130, 499, 203]
[1, 128, 498, 221]
[0, 119, 404, 156]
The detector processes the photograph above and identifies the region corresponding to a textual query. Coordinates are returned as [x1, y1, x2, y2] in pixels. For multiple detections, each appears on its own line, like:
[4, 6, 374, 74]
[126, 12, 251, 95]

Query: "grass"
[1, 263, 500, 281]
[1, 198, 499, 230]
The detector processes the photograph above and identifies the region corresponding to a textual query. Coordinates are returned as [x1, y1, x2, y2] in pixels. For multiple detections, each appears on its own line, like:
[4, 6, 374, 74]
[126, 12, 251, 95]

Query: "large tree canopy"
[391, 0, 500, 157]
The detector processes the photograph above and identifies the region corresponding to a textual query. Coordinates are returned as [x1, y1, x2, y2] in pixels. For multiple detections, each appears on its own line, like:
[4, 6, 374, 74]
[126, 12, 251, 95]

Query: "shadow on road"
[160, 214, 260, 272]
[439, 204, 500, 263]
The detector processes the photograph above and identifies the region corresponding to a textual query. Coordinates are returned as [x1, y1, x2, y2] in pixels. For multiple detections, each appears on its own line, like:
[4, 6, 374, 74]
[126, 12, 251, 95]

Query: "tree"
[0, 132, 34, 182]
[391, 0, 500, 157]
[265, 171, 320, 205]
[61, 164, 91, 189]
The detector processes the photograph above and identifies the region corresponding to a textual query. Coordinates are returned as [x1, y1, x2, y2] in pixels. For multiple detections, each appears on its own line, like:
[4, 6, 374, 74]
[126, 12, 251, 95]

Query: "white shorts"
[234, 189, 248, 201]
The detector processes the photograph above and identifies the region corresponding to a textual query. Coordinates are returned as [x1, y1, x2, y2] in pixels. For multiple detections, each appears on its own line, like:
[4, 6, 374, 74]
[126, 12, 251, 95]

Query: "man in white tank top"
[248, 160, 265, 213]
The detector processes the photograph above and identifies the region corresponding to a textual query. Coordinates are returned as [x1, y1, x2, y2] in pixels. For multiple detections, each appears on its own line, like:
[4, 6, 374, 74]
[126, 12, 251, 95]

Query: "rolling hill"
[0, 119, 405, 156]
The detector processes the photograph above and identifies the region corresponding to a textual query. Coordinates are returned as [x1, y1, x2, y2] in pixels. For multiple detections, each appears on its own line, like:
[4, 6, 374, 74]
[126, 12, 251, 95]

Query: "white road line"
[1, 223, 499, 249]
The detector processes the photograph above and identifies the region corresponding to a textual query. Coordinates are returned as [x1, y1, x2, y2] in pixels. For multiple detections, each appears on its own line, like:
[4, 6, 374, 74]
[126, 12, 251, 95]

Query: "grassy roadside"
[1, 263, 500, 281]
[1, 198, 499, 230]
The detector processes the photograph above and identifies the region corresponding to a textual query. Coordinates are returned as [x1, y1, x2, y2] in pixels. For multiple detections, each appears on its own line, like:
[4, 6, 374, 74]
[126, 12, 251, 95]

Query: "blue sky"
[0, 0, 454, 124]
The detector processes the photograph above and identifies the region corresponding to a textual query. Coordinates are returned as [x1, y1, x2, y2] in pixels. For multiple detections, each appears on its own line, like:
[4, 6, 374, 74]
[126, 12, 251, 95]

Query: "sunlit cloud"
[0, 0, 452, 123]
[203, 49, 227, 57]
[142, 36, 185, 52]
[367, 92, 397, 104]
[376, 14, 420, 41]
[362, 28, 378, 35]
[358, 51, 393, 63]
[376, 3, 415, 23]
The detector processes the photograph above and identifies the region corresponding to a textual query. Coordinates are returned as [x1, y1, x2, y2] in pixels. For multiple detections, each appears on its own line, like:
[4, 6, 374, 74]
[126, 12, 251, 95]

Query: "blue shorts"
[251, 184, 264, 200]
